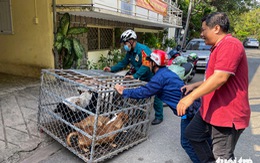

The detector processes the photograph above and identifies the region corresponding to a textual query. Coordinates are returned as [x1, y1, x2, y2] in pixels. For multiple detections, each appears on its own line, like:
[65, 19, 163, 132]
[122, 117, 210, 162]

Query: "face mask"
[124, 45, 131, 52]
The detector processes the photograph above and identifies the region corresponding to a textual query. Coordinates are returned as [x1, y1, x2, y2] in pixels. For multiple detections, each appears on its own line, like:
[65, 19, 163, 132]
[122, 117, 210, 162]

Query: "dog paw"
[110, 143, 117, 148]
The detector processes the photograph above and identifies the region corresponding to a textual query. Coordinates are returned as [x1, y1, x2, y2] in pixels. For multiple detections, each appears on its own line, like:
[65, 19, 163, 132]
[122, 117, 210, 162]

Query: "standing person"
[103, 29, 164, 125]
[176, 12, 251, 163]
[115, 50, 201, 163]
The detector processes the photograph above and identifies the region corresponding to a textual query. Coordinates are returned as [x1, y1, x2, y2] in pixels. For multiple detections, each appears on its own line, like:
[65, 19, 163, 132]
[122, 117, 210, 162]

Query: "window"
[88, 27, 98, 50]
[87, 27, 113, 50]
[100, 28, 113, 49]
[0, 0, 13, 34]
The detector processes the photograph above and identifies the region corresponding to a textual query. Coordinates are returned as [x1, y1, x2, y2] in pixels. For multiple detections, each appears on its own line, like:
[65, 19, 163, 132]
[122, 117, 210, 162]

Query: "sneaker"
[151, 118, 163, 125]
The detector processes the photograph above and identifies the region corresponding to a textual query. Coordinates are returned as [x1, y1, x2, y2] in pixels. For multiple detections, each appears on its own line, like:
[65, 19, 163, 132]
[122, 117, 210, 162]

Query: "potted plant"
[53, 13, 88, 69]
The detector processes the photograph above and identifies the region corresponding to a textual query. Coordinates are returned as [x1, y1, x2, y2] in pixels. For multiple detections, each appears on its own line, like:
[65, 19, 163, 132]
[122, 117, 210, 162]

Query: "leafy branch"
[53, 13, 88, 69]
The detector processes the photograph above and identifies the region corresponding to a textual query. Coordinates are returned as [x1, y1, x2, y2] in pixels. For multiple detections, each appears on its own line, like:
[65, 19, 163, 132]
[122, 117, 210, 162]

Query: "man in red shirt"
[176, 12, 250, 163]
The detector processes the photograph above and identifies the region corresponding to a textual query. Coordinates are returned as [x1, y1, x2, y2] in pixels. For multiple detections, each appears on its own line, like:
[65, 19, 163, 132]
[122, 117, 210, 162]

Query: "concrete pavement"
[0, 73, 54, 163]
[0, 50, 260, 163]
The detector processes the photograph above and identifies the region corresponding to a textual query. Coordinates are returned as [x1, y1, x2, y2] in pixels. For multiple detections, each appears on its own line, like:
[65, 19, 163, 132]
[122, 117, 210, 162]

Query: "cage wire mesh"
[37, 69, 154, 163]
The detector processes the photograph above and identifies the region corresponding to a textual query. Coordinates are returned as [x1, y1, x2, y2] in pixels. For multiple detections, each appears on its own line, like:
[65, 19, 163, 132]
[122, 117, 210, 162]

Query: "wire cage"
[37, 69, 154, 163]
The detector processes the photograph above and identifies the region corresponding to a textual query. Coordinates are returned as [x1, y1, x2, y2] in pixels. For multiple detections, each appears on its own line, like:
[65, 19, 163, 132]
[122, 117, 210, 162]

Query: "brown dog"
[66, 112, 128, 152]
[73, 115, 110, 129]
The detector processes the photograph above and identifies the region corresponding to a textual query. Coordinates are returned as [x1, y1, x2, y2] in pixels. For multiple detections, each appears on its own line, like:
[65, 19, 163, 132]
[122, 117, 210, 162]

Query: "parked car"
[243, 38, 259, 48]
[181, 38, 211, 70]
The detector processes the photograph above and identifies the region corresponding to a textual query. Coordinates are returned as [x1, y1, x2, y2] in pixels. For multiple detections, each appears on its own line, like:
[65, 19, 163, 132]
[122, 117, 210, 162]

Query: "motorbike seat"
[181, 62, 193, 76]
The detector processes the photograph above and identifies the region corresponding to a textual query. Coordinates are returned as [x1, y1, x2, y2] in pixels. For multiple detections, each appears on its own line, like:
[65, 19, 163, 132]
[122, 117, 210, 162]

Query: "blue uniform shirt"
[123, 67, 185, 115]
[111, 42, 153, 81]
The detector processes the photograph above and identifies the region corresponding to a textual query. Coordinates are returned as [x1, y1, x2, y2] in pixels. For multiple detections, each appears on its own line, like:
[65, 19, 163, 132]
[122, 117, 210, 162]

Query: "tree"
[234, 8, 260, 40]
[178, 0, 213, 47]
[177, 0, 259, 42]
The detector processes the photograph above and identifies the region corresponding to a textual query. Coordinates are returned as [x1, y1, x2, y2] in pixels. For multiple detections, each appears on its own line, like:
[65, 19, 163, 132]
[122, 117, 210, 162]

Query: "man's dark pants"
[185, 111, 244, 163]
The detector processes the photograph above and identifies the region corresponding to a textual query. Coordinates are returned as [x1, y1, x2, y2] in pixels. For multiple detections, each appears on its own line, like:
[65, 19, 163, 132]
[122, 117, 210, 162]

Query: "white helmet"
[120, 29, 137, 43]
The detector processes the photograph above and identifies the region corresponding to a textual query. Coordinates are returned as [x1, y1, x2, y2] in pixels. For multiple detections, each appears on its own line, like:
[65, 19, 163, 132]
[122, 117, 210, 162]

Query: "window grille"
[100, 28, 113, 49]
[88, 27, 113, 51]
[87, 27, 98, 50]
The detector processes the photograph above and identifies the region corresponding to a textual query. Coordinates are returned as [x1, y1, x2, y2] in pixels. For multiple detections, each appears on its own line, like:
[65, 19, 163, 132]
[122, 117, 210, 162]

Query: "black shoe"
[151, 118, 163, 125]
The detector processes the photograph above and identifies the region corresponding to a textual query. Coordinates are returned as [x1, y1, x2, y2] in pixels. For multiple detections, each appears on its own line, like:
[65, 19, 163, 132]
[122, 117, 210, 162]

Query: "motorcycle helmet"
[120, 29, 137, 43]
[168, 49, 180, 59]
[148, 50, 168, 66]
[187, 53, 198, 61]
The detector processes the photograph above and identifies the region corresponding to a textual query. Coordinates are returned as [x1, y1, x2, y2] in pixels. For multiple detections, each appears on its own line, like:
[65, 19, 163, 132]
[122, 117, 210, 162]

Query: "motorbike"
[167, 49, 198, 83]
[167, 48, 181, 66]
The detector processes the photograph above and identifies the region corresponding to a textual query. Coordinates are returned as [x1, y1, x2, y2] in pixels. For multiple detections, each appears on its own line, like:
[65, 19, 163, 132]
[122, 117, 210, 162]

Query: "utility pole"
[181, 0, 193, 49]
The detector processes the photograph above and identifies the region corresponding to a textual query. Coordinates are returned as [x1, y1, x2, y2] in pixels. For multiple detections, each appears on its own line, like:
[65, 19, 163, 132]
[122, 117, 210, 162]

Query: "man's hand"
[103, 67, 111, 72]
[181, 85, 193, 96]
[124, 75, 134, 79]
[181, 81, 203, 95]
[115, 84, 125, 95]
[177, 95, 195, 116]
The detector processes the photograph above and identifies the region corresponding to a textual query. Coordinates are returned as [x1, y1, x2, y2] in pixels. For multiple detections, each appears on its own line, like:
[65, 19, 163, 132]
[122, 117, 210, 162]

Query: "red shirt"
[201, 34, 250, 130]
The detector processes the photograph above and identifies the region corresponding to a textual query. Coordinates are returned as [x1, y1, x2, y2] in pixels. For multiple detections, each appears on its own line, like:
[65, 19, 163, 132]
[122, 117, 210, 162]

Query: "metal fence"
[37, 69, 154, 163]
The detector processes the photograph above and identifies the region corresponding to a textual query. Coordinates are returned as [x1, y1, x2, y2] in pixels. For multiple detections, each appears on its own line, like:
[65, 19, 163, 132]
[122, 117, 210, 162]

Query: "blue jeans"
[181, 117, 200, 163]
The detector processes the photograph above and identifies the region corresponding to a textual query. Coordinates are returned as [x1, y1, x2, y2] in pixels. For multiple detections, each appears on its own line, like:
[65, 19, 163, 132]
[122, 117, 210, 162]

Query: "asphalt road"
[22, 48, 260, 163]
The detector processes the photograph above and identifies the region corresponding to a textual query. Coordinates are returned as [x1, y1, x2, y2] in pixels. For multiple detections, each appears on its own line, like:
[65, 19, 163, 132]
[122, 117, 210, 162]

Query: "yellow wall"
[0, 0, 54, 78]
[88, 50, 109, 64]
[0, 0, 165, 77]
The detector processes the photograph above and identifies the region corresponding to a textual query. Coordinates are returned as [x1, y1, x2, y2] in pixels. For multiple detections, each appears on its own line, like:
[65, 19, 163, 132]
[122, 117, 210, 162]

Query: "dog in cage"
[66, 112, 129, 152]
[54, 87, 126, 124]
[54, 90, 98, 123]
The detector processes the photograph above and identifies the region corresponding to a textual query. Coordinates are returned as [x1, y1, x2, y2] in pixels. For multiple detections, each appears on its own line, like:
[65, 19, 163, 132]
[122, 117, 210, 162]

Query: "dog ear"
[78, 89, 83, 94]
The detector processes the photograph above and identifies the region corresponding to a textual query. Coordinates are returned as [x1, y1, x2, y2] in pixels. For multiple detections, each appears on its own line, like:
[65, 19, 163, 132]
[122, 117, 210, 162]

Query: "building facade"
[0, 0, 182, 77]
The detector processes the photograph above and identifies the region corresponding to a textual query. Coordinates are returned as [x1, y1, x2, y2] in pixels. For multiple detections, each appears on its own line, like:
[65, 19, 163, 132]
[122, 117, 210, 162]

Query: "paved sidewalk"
[0, 73, 53, 163]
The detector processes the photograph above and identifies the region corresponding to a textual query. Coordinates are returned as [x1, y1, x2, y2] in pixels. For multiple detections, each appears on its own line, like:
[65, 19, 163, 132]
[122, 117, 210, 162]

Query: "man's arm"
[133, 65, 150, 79]
[110, 54, 130, 72]
[177, 70, 231, 116]
[181, 81, 203, 95]
[115, 75, 162, 99]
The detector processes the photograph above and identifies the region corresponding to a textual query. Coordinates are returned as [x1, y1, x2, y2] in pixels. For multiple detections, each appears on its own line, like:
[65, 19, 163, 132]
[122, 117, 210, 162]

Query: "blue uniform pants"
[153, 95, 163, 120]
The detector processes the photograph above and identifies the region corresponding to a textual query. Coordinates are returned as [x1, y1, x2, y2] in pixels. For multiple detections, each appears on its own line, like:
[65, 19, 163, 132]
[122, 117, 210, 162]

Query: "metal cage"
[37, 69, 154, 163]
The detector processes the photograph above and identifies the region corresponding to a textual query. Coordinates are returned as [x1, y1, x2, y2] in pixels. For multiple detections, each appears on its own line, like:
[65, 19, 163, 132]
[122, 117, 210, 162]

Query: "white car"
[243, 38, 259, 48]
[181, 38, 212, 70]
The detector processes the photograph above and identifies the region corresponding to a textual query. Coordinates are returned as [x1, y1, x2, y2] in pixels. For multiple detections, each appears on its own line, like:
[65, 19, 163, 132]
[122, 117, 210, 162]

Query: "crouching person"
[115, 50, 201, 163]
